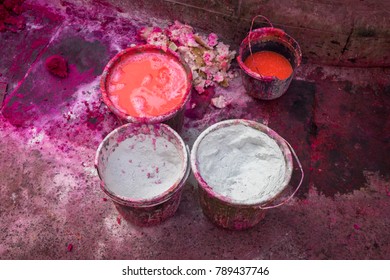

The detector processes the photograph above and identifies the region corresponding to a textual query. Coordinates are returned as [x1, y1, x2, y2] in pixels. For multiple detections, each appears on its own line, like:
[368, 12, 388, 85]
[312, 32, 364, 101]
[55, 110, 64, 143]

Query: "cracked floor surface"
[0, 0, 389, 259]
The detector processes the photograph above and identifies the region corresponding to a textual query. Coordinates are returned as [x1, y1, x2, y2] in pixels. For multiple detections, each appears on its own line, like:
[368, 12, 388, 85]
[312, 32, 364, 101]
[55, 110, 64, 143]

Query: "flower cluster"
[138, 21, 236, 94]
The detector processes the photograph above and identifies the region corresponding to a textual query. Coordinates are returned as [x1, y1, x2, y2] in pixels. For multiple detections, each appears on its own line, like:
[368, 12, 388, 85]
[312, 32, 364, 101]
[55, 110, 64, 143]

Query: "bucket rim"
[190, 119, 294, 207]
[95, 122, 189, 207]
[236, 27, 302, 81]
[100, 44, 193, 124]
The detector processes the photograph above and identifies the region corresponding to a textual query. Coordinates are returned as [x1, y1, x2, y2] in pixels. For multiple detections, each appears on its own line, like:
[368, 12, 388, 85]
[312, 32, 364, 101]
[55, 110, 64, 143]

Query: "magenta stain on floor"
[0, 0, 389, 260]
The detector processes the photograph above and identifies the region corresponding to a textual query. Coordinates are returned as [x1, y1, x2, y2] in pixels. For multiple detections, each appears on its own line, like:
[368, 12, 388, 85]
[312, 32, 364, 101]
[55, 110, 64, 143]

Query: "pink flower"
[194, 78, 206, 93]
[194, 85, 204, 93]
[152, 27, 163, 33]
[203, 51, 215, 65]
[146, 32, 169, 50]
[138, 26, 163, 41]
[216, 42, 229, 57]
[208, 33, 218, 47]
[211, 95, 228, 109]
[213, 72, 224, 83]
[205, 79, 213, 87]
[137, 26, 152, 41]
[219, 61, 228, 71]
[182, 33, 198, 47]
[167, 21, 194, 45]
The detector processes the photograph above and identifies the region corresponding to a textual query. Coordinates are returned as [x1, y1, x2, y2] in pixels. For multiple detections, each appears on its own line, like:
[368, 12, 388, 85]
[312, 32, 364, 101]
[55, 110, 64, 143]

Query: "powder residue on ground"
[45, 55, 69, 78]
[0, 0, 26, 32]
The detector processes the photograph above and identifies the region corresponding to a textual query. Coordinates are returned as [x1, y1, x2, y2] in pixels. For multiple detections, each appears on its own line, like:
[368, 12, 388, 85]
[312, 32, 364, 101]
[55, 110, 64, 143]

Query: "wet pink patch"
[353, 224, 361, 230]
[45, 55, 69, 78]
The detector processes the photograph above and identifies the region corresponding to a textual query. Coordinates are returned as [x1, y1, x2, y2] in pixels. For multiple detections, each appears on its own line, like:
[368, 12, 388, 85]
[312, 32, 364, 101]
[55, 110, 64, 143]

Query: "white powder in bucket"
[103, 134, 184, 200]
[197, 123, 287, 204]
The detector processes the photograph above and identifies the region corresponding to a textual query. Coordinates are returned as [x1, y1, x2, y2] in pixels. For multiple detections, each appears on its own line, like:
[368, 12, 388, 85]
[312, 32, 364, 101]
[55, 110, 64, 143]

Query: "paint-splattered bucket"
[190, 119, 303, 230]
[95, 123, 190, 226]
[237, 16, 302, 100]
[100, 45, 193, 132]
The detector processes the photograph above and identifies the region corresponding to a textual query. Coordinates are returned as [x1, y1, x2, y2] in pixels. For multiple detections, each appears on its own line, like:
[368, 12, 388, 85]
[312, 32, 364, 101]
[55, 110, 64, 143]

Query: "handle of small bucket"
[248, 15, 274, 77]
[250, 15, 274, 32]
[259, 137, 304, 210]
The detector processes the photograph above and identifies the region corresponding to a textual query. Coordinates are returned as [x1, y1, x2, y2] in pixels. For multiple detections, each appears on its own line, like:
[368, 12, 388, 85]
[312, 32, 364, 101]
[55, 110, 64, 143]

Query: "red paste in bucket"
[107, 51, 188, 118]
[244, 51, 293, 80]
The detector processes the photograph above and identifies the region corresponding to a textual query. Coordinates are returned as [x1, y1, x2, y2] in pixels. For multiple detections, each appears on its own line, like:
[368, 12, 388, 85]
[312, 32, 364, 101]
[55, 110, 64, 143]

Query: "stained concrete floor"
[0, 1, 390, 259]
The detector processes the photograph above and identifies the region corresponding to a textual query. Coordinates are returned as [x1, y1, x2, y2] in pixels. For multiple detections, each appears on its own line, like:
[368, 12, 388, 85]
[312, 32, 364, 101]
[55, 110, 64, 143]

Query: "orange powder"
[107, 52, 188, 118]
[244, 51, 293, 80]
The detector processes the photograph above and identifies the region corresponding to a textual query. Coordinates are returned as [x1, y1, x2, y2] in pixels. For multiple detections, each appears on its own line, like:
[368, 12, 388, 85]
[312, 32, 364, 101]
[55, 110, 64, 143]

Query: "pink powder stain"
[82, 99, 107, 131]
[353, 224, 361, 230]
[185, 87, 215, 120]
[3, 64, 96, 128]
[45, 55, 68, 78]
[301, 199, 309, 205]
[0, 0, 26, 33]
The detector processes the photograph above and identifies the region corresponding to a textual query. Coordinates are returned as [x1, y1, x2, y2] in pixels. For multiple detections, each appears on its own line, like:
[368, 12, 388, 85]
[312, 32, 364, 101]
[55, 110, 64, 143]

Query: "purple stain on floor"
[354, 224, 361, 230]
[0, 0, 389, 260]
[45, 55, 68, 78]
[185, 87, 216, 120]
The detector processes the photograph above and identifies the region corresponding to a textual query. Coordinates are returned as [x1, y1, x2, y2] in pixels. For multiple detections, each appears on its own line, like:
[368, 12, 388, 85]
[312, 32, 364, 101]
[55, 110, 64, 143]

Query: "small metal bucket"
[237, 17, 302, 100]
[100, 45, 193, 132]
[191, 119, 303, 230]
[95, 123, 190, 226]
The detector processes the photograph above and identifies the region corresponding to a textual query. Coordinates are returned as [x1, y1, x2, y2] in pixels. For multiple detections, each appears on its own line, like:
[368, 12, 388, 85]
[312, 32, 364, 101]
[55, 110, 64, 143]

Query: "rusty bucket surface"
[191, 119, 303, 230]
[95, 123, 190, 226]
[237, 27, 302, 100]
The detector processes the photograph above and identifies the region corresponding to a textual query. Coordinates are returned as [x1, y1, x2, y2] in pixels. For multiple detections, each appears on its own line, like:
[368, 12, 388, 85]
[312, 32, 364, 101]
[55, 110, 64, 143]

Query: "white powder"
[196, 123, 287, 204]
[103, 134, 184, 200]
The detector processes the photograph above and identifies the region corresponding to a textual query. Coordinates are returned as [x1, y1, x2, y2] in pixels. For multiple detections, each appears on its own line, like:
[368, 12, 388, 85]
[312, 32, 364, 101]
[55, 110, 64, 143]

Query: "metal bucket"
[237, 24, 302, 100]
[191, 119, 303, 230]
[95, 123, 190, 226]
[100, 45, 193, 132]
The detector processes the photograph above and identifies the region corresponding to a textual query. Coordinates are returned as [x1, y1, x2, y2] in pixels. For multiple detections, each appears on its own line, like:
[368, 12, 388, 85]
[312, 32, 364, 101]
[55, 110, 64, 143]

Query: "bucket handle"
[259, 137, 304, 210]
[248, 15, 274, 77]
[250, 15, 274, 32]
